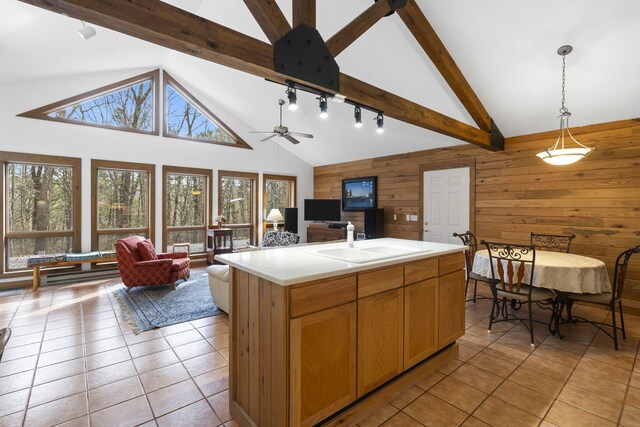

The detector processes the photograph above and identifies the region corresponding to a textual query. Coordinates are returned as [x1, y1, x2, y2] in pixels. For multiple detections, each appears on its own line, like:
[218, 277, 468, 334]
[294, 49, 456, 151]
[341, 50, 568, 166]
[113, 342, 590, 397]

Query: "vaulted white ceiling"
[1, 0, 639, 166]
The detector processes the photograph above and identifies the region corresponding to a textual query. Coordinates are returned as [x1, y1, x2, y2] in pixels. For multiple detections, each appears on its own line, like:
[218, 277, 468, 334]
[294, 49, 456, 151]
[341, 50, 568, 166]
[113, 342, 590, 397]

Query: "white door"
[423, 167, 470, 243]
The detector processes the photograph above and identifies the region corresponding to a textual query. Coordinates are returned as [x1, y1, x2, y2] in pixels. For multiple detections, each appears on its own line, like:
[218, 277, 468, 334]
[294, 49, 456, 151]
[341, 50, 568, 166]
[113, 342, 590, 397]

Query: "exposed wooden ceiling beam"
[325, 0, 391, 57]
[340, 74, 490, 147]
[18, 0, 495, 149]
[243, 0, 291, 44]
[293, 0, 316, 28]
[397, 0, 493, 132]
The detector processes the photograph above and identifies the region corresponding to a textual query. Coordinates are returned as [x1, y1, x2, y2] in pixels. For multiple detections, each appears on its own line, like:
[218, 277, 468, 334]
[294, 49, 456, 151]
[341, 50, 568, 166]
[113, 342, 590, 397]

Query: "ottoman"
[207, 264, 230, 313]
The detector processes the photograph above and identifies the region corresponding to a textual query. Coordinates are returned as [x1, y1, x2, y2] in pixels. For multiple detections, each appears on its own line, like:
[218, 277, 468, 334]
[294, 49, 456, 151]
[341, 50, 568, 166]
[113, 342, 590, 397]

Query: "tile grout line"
[20, 286, 54, 427]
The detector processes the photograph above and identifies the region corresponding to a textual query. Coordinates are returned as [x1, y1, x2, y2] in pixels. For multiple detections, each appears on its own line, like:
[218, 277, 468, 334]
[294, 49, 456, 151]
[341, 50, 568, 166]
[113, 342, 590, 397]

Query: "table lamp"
[266, 209, 284, 231]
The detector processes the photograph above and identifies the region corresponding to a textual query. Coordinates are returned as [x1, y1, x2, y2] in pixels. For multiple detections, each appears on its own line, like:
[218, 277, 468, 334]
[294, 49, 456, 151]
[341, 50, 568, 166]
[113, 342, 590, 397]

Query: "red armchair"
[114, 236, 190, 291]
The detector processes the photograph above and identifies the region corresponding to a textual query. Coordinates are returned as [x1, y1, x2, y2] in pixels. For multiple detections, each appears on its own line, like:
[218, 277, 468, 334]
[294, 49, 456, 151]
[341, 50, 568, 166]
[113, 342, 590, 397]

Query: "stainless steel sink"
[310, 246, 422, 264]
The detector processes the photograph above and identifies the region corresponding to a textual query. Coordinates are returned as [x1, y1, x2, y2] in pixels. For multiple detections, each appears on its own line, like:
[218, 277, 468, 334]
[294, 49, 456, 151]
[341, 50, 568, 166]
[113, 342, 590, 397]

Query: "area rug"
[110, 271, 222, 334]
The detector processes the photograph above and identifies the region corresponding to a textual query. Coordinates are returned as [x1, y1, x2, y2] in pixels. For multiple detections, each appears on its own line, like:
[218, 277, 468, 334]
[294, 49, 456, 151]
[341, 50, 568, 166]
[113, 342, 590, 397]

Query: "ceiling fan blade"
[259, 134, 277, 142]
[249, 131, 274, 134]
[284, 135, 300, 145]
[288, 132, 314, 138]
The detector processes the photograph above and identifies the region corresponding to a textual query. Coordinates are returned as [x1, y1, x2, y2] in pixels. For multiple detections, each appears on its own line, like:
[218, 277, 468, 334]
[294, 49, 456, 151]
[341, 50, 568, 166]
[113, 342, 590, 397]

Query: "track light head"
[354, 106, 363, 128]
[318, 96, 328, 119]
[77, 21, 96, 40]
[376, 113, 384, 133]
[286, 85, 298, 111]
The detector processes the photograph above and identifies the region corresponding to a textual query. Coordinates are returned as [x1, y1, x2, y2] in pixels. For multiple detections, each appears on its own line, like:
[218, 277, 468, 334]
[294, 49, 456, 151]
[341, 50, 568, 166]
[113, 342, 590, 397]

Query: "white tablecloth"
[472, 249, 611, 294]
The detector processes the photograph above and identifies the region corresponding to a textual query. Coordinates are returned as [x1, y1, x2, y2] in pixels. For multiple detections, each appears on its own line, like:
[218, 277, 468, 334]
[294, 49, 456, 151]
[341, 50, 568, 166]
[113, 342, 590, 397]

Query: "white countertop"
[216, 238, 467, 286]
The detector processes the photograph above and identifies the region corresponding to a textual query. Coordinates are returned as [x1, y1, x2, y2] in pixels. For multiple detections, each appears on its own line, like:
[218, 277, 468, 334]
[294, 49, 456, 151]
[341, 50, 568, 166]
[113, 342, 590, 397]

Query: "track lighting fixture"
[354, 106, 363, 128]
[318, 96, 328, 119]
[286, 85, 298, 111]
[77, 21, 96, 40]
[375, 113, 384, 133]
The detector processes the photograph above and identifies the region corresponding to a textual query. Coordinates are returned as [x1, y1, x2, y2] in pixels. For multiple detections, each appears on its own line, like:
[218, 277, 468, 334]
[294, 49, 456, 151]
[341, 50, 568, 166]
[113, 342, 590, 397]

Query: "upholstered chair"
[114, 236, 190, 291]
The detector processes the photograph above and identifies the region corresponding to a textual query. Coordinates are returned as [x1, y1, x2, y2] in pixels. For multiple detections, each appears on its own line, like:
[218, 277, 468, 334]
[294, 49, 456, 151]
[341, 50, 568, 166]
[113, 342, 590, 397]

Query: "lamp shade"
[536, 147, 591, 166]
[78, 25, 97, 40]
[266, 209, 284, 223]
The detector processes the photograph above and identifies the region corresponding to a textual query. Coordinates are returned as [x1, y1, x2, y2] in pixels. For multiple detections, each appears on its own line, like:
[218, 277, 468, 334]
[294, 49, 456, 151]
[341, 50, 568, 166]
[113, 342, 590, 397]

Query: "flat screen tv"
[304, 199, 341, 222]
[342, 176, 377, 212]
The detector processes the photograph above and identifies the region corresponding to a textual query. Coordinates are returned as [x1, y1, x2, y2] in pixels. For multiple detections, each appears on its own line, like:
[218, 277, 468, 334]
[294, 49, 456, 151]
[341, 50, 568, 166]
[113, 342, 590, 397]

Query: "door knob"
[423, 228, 430, 232]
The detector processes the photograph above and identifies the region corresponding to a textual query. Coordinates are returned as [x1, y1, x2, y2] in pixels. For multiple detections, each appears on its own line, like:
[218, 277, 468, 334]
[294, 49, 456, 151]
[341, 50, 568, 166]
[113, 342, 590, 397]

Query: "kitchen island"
[217, 238, 467, 427]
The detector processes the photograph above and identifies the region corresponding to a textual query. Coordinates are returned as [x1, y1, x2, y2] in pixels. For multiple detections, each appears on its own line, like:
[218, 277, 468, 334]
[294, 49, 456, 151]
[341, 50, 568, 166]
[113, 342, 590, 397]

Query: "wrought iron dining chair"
[530, 233, 576, 253]
[561, 245, 640, 351]
[481, 241, 556, 347]
[453, 231, 491, 303]
[0, 328, 11, 362]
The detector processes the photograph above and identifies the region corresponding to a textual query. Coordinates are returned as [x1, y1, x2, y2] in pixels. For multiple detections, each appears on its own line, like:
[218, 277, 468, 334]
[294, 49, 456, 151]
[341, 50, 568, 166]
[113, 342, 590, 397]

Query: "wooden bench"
[30, 255, 117, 291]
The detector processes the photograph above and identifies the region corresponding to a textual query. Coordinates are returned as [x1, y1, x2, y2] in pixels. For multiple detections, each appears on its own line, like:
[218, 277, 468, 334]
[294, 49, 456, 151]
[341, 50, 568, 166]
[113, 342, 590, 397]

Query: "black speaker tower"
[284, 208, 298, 234]
[364, 208, 384, 239]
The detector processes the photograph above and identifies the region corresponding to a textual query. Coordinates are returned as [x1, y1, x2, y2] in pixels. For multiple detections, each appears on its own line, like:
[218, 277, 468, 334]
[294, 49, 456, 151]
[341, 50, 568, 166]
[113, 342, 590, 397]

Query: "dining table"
[471, 249, 612, 295]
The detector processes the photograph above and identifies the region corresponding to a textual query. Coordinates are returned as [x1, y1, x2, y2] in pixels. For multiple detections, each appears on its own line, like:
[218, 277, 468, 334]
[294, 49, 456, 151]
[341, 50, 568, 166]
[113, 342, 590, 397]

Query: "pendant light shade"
[536, 45, 593, 166]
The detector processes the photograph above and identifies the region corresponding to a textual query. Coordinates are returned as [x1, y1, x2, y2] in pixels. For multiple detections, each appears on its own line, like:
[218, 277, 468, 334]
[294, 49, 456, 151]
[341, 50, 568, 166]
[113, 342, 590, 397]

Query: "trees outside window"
[92, 160, 154, 252]
[163, 72, 251, 149]
[163, 166, 212, 255]
[19, 71, 159, 135]
[218, 171, 258, 247]
[1, 152, 80, 272]
[263, 174, 296, 231]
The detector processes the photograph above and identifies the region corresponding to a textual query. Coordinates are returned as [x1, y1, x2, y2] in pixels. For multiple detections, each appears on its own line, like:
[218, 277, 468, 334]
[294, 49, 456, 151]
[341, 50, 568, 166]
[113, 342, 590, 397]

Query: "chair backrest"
[0, 328, 11, 363]
[262, 231, 300, 247]
[453, 231, 478, 273]
[530, 232, 575, 253]
[612, 246, 640, 300]
[114, 236, 145, 265]
[481, 240, 536, 297]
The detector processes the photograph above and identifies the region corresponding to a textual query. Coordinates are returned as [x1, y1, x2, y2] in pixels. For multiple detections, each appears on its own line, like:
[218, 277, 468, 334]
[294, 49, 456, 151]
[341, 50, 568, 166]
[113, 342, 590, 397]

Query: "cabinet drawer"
[290, 275, 357, 318]
[439, 252, 465, 276]
[358, 266, 404, 298]
[404, 258, 438, 284]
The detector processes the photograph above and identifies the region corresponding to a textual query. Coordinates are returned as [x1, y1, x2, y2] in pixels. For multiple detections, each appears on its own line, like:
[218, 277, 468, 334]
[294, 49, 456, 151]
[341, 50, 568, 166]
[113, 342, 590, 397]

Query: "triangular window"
[19, 70, 159, 134]
[163, 71, 250, 148]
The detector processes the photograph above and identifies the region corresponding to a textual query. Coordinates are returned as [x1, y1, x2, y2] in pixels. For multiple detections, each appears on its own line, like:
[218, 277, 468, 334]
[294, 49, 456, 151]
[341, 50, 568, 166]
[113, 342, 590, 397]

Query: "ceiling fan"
[250, 99, 313, 144]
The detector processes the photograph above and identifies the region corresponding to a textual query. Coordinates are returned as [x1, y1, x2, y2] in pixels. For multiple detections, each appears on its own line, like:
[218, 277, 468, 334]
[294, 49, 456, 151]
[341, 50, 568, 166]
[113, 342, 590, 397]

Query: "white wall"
[0, 68, 314, 283]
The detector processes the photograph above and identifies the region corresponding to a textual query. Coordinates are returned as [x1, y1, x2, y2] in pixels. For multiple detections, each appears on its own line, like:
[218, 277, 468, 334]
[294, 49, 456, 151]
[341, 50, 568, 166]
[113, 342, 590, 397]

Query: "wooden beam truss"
[18, 0, 499, 150]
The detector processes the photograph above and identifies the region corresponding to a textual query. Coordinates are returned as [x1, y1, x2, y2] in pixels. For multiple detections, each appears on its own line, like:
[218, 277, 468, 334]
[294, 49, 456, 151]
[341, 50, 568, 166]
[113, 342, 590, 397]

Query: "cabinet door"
[404, 278, 438, 369]
[290, 302, 357, 427]
[357, 288, 404, 396]
[438, 269, 466, 347]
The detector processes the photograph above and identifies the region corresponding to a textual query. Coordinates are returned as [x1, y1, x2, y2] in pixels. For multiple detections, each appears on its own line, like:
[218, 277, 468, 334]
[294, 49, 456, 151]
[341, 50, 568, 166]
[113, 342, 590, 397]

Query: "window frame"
[91, 159, 155, 253]
[18, 70, 160, 136]
[218, 170, 259, 246]
[162, 165, 213, 258]
[262, 174, 297, 232]
[162, 71, 251, 149]
[0, 151, 81, 276]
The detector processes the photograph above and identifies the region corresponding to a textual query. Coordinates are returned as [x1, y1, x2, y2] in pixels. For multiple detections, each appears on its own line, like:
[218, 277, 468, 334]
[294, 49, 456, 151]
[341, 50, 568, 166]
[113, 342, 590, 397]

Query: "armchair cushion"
[137, 239, 158, 261]
[262, 231, 300, 247]
[170, 258, 190, 272]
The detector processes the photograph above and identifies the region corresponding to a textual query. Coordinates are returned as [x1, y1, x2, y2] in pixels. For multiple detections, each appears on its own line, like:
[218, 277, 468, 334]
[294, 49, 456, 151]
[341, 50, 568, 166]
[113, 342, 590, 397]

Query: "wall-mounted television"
[342, 176, 377, 212]
[304, 199, 341, 222]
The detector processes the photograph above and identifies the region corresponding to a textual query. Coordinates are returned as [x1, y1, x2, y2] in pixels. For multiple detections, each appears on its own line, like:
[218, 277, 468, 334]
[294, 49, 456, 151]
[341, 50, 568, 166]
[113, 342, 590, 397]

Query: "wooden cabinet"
[404, 278, 439, 369]
[438, 270, 466, 346]
[290, 303, 357, 427]
[230, 251, 466, 427]
[307, 226, 347, 243]
[357, 288, 404, 396]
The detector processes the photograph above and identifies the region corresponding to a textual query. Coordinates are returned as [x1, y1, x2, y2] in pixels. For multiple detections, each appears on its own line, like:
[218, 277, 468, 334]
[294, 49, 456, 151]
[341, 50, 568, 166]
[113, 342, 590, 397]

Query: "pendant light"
[536, 45, 593, 166]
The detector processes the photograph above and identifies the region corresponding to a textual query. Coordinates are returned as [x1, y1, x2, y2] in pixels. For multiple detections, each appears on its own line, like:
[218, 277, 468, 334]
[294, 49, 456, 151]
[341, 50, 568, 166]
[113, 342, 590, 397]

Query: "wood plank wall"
[314, 119, 640, 300]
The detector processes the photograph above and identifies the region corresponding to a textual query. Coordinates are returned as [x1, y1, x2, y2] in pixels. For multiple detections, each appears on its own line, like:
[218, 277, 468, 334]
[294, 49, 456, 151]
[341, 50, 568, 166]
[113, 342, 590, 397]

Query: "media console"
[307, 223, 347, 243]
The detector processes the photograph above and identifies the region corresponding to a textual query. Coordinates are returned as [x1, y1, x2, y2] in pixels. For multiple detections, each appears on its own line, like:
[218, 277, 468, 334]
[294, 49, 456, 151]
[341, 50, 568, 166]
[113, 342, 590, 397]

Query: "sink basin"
[311, 246, 423, 264]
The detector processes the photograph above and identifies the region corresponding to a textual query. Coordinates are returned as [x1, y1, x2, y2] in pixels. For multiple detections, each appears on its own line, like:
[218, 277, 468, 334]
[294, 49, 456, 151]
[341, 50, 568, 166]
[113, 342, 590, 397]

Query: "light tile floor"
[1, 275, 639, 426]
